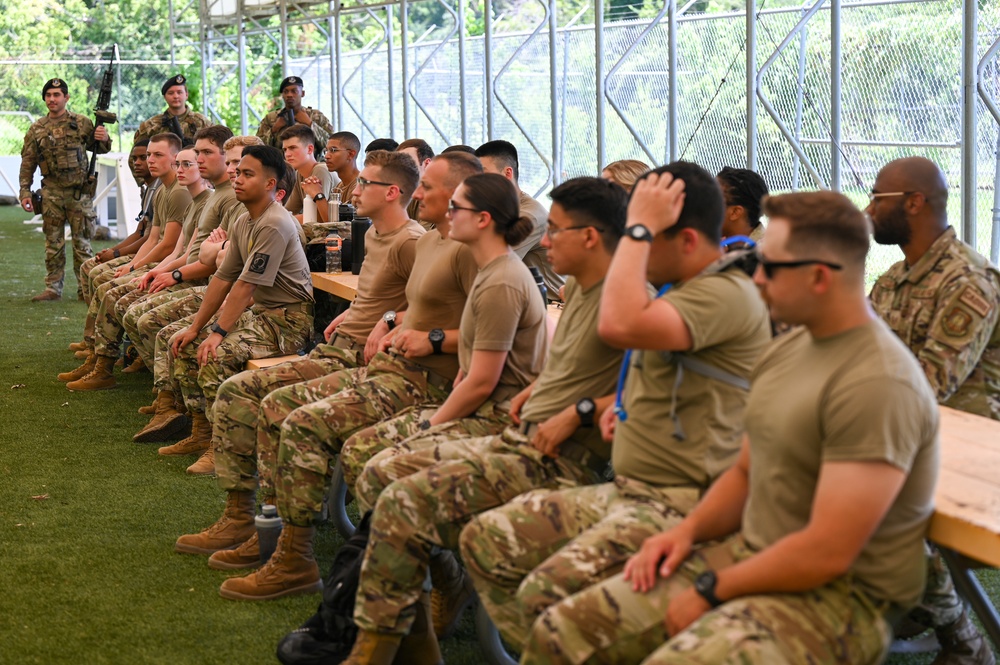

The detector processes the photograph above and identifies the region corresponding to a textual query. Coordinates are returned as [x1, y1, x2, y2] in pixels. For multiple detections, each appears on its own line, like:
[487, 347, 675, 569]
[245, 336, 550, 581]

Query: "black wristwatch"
[694, 571, 723, 608]
[171, 269, 183, 284]
[112, 248, 121, 258]
[626, 224, 654, 242]
[210, 323, 228, 337]
[418, 419, 432, 431]
[313, 193, 326, 202]
[383, 310, 397, 331]
[428, 328, 445, 355]
[576, 397, 596, 428]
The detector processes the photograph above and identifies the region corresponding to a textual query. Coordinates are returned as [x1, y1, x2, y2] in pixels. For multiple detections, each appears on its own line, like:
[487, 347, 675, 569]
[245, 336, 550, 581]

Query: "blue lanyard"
[611, 235, 755, 423]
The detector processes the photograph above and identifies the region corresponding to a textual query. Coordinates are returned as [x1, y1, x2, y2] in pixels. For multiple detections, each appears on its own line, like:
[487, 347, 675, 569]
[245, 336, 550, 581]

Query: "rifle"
[164, 112, 185, 143]
[81, 44, 119, 199]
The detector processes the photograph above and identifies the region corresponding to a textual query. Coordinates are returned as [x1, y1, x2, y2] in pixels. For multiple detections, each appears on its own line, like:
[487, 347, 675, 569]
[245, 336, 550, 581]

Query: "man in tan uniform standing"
[869, 156, 998, 665]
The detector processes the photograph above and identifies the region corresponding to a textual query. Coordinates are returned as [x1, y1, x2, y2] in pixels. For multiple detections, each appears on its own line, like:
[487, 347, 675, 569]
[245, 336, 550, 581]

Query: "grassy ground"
[0, 205, 996, 664]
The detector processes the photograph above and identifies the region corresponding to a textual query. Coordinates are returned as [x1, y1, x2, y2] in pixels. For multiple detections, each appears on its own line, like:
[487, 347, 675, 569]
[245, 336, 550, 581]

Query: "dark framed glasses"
[447, 200, 481, 215]
[756, 250, 843, 279]
[357, 176, 395, 191]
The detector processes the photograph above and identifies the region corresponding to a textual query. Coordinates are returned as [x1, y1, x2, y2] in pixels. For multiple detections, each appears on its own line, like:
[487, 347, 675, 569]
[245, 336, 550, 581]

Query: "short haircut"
[275, 163, 296, 201]
[762, 191, 870, 268]
[443, 144, 476, 155]
[603, 159, 650, 192]
[634, 161, 724, 245]
[279, 124, 317, 148]
[149, 132, 183, 154]
[366, 138, 399, 153]
[475, 140, 519, 182]
[364, 149, 421, 204]
[133, 139, 150, 150]
[717, 167, 769, 230]
[461, 173, 528, 246]
[194, 125, 234, 151]
[331, 131, 361, 154]
[550, 177, 627, 253]
[397, 138, 435, 164]
[223, 135, 264, 151]
[241, 145, 287, 183]
[432, 151, 483, 189]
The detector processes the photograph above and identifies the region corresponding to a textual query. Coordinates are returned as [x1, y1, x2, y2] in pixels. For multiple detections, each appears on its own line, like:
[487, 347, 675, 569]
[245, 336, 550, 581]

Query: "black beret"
[42, 78, 68, 97]
[279, 76, 303, 92]
[162, 74, 187, 95]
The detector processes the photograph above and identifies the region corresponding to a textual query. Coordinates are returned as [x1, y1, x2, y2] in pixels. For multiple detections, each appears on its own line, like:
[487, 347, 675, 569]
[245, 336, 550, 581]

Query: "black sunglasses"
[756, 250, 843, 279]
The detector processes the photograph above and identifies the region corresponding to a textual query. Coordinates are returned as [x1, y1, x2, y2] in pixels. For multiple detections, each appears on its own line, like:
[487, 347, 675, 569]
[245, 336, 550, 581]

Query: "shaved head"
[875, 157, 948, 217]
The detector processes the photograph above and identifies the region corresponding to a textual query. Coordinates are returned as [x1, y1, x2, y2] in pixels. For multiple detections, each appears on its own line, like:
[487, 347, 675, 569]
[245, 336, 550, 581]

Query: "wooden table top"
[930, 406, 1000, 567]
[311, 272, 360, 301]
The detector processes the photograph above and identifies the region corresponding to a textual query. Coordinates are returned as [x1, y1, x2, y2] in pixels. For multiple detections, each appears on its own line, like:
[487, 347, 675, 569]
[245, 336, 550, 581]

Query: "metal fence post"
[830, 0, 842, 190]
[595, 0, 605, 172]
[746, 0, 756, 171]
[485, 0, 494, 140]
[668, 0, 678, 162]
[961, 0, 978, 244]
[549, 0, 560, 184]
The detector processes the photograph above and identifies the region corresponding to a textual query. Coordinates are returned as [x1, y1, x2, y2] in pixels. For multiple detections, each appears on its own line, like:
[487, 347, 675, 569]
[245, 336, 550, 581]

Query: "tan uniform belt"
[253, 302, 315, 315]
[518, 421, 609, 477]
[330, 333, 359, 351]
[387, 350, 452, 392]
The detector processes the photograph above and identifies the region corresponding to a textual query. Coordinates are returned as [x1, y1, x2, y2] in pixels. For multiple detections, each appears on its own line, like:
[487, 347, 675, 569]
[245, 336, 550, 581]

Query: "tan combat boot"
[134, 390, 191, 443]
[68, 341, 88, 352]
[396, 591, 444, 665]
[66, 356, 117, 391]
[74, 348, 90, 359]
[31, 289, 60, 302]
[932, 609, 996, 665]
[429, 549, 477, 639]
[341, 631, 403, 665]
[218, 524, 322, 600]
[158, 412, 211, 456]
[208, 532, 260, 570]
[175, 490, 256, 555]
[186, 448, 216, 476]
[122, 356, 146, 374]
[57, 352, 96, 382]
[138, 394, 157, 415]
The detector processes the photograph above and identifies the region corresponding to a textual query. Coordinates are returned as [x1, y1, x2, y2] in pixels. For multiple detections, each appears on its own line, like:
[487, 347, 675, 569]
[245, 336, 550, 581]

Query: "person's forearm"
[429, 376, 495, 424]
[684, 464, 749, 545]
[180, 260, 214, 281]
[599, 240, 655, 341]
[214, 280, 257, 332]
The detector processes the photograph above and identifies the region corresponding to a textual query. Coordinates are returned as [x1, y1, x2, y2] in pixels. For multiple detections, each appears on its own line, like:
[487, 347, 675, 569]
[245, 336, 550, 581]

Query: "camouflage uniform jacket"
[19, 111, 111, 199]
[256, 106, 334, 149]
[133, 105, 210, 144]
[871, 226, 1000, 420]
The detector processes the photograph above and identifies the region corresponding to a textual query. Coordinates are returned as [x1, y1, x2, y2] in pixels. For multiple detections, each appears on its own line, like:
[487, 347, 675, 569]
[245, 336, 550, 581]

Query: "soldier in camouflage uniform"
[172, 150, 423, 568]
[163, 146, 314, 478]
[256, 76, 334, 151]
[333, 178, 626, 661]
[511, 190, 940, 665]
[459, 163, 771, 649]
[868, 156, 998, 665]
[215, 152, 483, 602]
[133, 75, 210, 145]
[19, 78, 111, 301]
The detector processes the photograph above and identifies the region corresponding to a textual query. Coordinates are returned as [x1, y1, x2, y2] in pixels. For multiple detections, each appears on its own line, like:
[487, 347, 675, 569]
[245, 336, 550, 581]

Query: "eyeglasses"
[357, 176, 395, 191]
[756, 250, 843, 279]
[546, 224, 604, 238]
[447, 201, 481, 215]
[868, 190, 915, 203]
[176, 161, 197, 169]
[326, 147, 349, 154]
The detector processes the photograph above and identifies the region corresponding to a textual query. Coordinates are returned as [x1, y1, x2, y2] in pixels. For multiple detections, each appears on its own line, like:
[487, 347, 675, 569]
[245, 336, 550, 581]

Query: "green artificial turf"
[0, 206, 996, 664]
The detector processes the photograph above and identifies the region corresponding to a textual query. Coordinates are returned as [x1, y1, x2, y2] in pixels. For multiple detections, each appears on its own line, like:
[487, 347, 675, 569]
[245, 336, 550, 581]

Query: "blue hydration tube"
[611, 235, 756, 423]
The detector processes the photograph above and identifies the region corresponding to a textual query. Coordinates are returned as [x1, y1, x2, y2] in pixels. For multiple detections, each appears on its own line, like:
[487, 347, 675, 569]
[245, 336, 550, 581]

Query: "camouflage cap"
[279, 76, 303, 92]
[162, 74, 187, 95]
[42, 78, 68, 97]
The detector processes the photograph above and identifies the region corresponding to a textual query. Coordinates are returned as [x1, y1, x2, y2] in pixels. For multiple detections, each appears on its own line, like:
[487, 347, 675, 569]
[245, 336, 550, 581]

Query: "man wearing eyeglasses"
[513, 189, 939, 665]
[868, 156, 998, 664]
[461, 161, 772, 649]
[302, 131, 361, 222]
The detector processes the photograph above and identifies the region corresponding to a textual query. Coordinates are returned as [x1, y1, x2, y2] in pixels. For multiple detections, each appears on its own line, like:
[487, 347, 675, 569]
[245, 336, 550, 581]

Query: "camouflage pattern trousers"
[460, 478, 701, 646]
[274, 351, 450, 527]
[80, 255, 130, 305]
[353, 426, 600, 636]
[517, 537, 893, 665]
[122, 287, 205, 373]
[910, 543, 964, 629]
[39, 185, 96, 298]
[92, 267, 154, 359]
[171, 304, 313, 419]
[211, 339, 363, 496]
[81, 257, 134, 344]
[341, 398, 515, 509]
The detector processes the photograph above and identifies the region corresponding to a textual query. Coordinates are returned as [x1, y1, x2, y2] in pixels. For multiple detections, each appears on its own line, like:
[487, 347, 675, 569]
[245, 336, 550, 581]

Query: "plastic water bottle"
[529, 266, 547, 304]
[326, 230, 342, 274]
[256, 504, 283, 566]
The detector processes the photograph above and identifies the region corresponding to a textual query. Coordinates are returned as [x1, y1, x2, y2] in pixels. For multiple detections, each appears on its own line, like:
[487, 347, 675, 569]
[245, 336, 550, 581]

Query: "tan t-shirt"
[336, 220, 425, 345]
[152, 178, 193, 233]
[612, 267, 772, 488]
[216, 200, 314, 309]
[188, 180, 240, 263]
[180, 189, 212, 247]
[399, 230, 480, 380]
[285, 162, 333, 216]
[742, 321, 939, 608]
[458, 251, 548, 401]
[521, 276, 625, 452]
[515, 190, 563, 299]
[218, 200, 247, 234]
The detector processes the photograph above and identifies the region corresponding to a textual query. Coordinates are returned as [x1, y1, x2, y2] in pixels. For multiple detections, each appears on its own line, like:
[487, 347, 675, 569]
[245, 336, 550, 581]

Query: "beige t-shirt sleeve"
[238, 222, 289, 287]
[667, 271, 762, 352]
[163, 185, 193, 228]
[469, 282, 527, 352]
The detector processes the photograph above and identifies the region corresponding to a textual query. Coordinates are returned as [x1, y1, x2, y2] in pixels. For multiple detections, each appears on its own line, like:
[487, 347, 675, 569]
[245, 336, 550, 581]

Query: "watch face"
[383, 311, 396, 323]
[578, 399, 595, 414]
[628, 225, 652, 241]
[429, 329, 445, 343]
